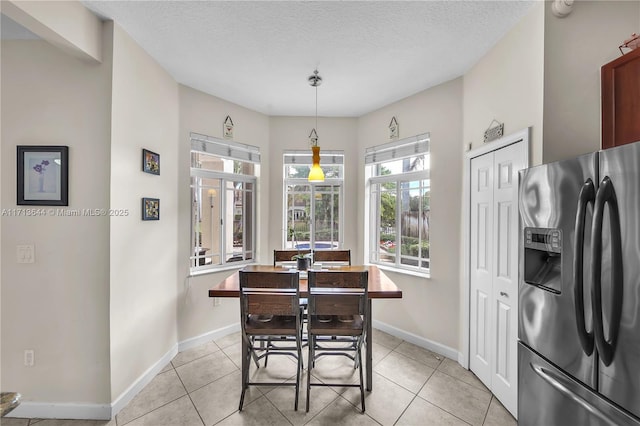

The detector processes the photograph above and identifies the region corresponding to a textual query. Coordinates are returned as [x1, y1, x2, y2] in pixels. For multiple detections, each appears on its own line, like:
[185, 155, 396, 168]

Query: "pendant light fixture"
[307, 69, 325, 182]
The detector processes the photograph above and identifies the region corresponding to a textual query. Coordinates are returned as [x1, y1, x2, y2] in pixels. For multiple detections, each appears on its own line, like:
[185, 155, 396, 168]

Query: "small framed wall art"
[142, 149, 160, 175]
[17, 145, 69, 206]
[142, 197, 160, 221]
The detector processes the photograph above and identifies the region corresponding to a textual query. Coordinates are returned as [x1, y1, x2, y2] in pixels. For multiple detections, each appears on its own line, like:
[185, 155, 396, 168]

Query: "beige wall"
[543, 0, 640, 163]
[357, 78, 464, 350]
[176, 85, 270, 342]
[268, 117, 359, 258]
[463, 1, 545, 166]
[108, 22, 180, 400]
[1, 38, 112, 403]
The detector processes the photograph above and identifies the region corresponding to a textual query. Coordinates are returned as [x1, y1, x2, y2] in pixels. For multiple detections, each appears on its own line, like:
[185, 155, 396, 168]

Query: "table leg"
[366, 298, 373, 391]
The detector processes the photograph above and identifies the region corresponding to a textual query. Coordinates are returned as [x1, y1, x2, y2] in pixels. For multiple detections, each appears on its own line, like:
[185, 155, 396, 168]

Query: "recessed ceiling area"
[5, 1, 536, 117]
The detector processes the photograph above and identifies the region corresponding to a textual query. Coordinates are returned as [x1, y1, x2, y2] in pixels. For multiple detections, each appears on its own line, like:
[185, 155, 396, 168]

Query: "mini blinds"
[284, 150, 344, 165]
[365, 133, 430, 164]
[190, 132, 260, 163]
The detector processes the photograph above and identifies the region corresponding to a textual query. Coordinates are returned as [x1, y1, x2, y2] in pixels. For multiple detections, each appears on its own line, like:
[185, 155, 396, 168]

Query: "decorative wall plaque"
[223, 115, 234, 139]
[389, 116, 399, 140]
[484, 119, 504, 143]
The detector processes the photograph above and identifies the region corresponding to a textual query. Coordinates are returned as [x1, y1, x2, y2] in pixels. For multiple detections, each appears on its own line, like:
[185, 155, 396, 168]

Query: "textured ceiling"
[7, 1, 537, 117]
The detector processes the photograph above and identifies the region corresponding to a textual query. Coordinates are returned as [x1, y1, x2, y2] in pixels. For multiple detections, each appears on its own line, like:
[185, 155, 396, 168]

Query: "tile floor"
[2, 329, 517, 426]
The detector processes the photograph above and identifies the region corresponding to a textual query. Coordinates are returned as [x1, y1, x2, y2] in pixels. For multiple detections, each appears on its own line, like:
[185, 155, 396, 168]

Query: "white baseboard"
[7, 402, 111, 420]
[372, 320, 461, 362]
[110, 342, 179, 417]
[178, 322, 240, 352]
[10, 322, 461, 421]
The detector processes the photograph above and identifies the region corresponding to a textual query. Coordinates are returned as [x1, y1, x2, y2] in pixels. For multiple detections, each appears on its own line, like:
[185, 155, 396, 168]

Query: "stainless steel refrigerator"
[518, 141, 640, 426]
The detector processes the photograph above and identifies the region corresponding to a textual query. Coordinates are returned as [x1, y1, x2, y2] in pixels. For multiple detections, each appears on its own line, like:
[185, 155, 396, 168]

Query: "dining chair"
[273, 249, 311, 266]
[305, 270, 368, 413]
[312, 249, 351, 265]
[239, 270, 303, 411]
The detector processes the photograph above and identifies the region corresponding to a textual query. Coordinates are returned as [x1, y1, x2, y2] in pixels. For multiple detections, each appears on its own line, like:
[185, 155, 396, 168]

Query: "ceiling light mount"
[308, 69, 323, 87]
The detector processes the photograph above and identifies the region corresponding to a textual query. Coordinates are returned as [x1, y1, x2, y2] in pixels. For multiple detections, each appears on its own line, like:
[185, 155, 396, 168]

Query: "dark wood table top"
[209, 265, 403, 299]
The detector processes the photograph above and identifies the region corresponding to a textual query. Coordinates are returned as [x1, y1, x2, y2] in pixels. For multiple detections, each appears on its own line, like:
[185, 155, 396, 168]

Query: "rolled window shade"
[190, 132, 260, 163]
[365, 133, 430, 164]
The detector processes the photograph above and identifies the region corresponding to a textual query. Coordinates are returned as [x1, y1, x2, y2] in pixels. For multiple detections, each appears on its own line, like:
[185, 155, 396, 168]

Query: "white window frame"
[365, 133, 430, 276]
[190, 132, 259, 273]
[282, 151, 344, 250]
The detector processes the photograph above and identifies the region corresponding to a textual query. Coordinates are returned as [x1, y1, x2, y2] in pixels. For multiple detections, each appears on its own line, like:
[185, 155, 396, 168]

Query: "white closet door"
[469, 140, 525, 418]
[470, 152, 495, 387]
[490, 142, 524, 416]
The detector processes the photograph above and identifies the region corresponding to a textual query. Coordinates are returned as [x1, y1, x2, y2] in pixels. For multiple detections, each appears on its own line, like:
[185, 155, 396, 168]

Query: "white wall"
[358, 78, 464, 351]
[177, 85, 270, 342]
[109, 22, 180, 400]
[268, 117, 359, 258]
[1, 38, 112, 404]
[463, 2, 544, 166]
[543, 0, 640, 162]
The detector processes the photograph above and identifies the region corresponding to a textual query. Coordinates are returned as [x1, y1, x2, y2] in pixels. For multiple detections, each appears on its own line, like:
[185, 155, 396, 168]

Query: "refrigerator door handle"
[591, 176, 623, 367]
[574, 178, 595, 355]
[530, 362, 620, 426]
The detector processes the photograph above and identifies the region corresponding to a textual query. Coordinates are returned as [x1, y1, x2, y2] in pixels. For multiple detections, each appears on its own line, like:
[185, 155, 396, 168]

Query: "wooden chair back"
[307, 270, 368, 317]
[273, 249, 311, 266]
[239, 271, 300, 318]
[312, 249, 351, 265]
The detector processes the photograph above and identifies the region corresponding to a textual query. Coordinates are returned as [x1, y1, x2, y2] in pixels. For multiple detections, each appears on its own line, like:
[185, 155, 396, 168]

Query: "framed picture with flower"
[17, 145, 69, 206]
[142, 148, 160, 175]
[142, 197, 160, 221]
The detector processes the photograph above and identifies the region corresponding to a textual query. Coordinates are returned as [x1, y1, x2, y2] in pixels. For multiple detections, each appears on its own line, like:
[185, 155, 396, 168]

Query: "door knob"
[500, 291, 508, 298]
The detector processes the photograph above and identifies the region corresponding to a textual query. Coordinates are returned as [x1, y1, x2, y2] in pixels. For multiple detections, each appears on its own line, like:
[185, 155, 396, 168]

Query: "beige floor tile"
[437, 358, 488, 392]
[374, 351, 435, 393]
[123, 395, 203, 426]
[304, 396, 379, 426]
[0, 419, 30, 426]
[371, 328, 403, 350]
[190, 370, 262, 426]
[19, 421, 115, 426]
[215, 395, 290, 426]
[264, 373, 338, 426]
[394, 341, 444, 369]
[309, 351, 361, 388]
[116, 369, 187, 425]
[396, 396, 469, 426]
[175, 350, 238, 392]
[483, 397, 516, 426]
[369, 342, 393, 367]
[171, 341, 221, 368]
[342, 372, 415, 426]
[158, 362, 174, 374]
[221, 342, 244, 369]
[214, 332, 242, 350]
[419, 371, 491, 426]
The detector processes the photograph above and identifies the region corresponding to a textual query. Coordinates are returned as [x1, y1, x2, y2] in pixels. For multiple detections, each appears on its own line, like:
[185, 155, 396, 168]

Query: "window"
[366, 134, 430, 275]
[283, 151, 344, 250]
[190, 132, 259, 272]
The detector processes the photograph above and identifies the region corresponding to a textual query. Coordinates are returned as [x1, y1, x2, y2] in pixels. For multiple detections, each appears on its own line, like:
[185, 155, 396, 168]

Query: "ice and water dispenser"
[524, 227, 562, 293]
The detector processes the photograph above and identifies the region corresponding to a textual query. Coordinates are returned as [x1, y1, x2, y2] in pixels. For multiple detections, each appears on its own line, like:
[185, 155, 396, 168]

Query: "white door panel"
[470, 140, 526, 418]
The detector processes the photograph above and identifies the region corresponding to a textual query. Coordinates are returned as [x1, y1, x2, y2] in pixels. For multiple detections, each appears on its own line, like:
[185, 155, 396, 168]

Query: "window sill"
[367, 263, 430, 279]
[189, 262, 255, 277]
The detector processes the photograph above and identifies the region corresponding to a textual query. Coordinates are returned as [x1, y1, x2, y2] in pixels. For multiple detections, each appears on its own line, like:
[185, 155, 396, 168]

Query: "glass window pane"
[192, 152, 254, 175]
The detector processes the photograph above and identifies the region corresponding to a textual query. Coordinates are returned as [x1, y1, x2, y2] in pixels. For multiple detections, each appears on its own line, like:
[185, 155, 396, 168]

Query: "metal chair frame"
[305, 270, 368, 413]
[239, 270, 303, 411]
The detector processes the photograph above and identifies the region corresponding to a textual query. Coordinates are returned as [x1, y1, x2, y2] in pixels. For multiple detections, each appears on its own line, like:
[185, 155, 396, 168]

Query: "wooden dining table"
[209, 264, 403, 391]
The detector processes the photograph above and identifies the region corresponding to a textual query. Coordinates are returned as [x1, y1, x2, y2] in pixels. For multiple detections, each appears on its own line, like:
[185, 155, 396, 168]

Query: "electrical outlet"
[17, 245, 35, 263]
[24, 349, 35, 367]
[214, 297, 221, 307]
